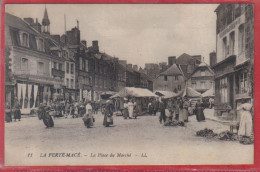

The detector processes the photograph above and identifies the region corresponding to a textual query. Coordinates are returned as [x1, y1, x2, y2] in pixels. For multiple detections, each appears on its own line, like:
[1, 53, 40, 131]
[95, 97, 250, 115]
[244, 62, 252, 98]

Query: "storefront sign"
[219, 17, 241, 38]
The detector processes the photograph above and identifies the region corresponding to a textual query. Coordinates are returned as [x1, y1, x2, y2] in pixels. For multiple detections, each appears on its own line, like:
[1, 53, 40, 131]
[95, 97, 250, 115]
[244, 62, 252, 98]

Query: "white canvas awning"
[202, 87, 215, 97]
[182, 85, 202, 98]
[154, 90, 178, 99]
[110, 87, 158, 98]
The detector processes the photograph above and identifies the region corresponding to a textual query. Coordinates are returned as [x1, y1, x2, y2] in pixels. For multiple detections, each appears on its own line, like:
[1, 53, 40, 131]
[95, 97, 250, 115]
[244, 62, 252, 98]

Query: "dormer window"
[37, 38, 44, 52]
[21, 33, 29, 47]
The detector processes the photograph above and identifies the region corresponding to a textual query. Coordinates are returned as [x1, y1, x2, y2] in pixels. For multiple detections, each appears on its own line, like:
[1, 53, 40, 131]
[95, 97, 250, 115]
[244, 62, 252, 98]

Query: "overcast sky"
[6, 4, 218, 67]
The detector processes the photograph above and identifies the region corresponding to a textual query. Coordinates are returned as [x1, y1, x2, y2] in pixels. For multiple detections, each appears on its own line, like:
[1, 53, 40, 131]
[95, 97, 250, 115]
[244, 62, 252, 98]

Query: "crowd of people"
[146, 97, 207, 126]
[4, 94, 253, 139]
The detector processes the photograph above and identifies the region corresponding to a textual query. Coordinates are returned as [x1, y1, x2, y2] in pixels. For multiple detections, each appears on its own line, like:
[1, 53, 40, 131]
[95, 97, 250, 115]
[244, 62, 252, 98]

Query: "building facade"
[153, 64, 185, 93]
[187, 62, 215, 94]
[213, 4, 254, 116]
[5, 11, 68, 111]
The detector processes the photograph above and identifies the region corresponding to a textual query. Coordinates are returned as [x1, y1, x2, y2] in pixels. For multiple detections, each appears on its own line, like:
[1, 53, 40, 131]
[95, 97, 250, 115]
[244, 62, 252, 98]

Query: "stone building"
[213, 4, 254, 116]
[187, 62, 215, 94]
[5, 11, 70, 110]
[153, 64, 185, 93]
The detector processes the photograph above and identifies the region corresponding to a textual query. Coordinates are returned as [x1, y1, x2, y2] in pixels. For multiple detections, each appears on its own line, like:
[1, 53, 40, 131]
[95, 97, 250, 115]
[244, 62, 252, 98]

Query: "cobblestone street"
[5, 110, 253, 166]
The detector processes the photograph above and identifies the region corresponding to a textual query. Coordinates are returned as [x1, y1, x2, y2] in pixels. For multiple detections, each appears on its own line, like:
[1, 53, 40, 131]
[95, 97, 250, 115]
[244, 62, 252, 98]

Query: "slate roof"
[5, 13, 41, 37]
[160, 64, 182, 76]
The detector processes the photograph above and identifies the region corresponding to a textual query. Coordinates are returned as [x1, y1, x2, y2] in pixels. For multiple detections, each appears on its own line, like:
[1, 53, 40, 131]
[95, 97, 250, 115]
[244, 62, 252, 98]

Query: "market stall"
[154, 90, 178, 99]
[110, 87, 158, 115]
[202, 86, 215, 97]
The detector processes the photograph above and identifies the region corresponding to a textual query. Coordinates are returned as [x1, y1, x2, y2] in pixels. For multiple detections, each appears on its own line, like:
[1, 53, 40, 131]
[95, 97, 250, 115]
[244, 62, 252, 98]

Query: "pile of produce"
[196, 128, 254, 145]
[164, 120, 183, 127]
[196, 128, 218, 139]
[217, 131, 238, 141]
[239, 136, 254, 145]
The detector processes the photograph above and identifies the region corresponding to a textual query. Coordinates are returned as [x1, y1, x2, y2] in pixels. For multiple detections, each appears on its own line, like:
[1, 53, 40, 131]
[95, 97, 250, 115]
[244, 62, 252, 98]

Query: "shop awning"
[202, 87, 215, 97]
[154, 90, 178, 99]
[110, 87, 158, 98]
[182, 85, 202, 98]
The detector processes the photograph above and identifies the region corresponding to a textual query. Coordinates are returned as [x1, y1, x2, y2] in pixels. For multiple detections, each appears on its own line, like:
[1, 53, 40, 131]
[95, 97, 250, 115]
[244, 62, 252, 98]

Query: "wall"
[153, 74, 185, 93]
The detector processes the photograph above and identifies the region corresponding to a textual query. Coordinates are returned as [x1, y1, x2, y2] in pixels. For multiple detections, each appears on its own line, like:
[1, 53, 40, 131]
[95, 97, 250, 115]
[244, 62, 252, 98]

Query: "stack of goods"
[196, 128, 218, 139]
[239, 136, 254, 145]
[217, 131, 238, 141]
[164, 120, 182, 127]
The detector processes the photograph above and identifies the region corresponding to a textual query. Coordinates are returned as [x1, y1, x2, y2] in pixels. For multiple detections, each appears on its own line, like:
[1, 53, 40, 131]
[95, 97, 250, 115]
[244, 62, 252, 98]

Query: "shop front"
[12, 74, 63, 114]
[213, 55, 236, 117]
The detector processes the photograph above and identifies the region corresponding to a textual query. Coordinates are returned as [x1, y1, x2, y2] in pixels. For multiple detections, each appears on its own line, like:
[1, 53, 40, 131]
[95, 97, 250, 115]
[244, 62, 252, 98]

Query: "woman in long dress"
[178, 100, 185, 126]
[195, 99, 205, 122]
[122, 99, 129, 119]
[103, 101, 114, 127]
[82, 103, 94, 128]
[182, 99, 189, 122]
[5, 102, 12, 122]
[13, 97, 21, 122]
[42, 104, 54, 128]
[238, 103, 253, 137]
[128, 99, 134, 119]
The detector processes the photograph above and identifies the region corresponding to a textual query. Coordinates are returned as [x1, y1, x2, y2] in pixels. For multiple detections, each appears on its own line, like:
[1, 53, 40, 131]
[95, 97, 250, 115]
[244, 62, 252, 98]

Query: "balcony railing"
[52, 68, 65, 78]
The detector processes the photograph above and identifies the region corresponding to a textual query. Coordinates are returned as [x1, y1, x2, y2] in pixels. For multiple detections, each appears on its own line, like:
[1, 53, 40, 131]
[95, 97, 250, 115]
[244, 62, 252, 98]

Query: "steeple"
[41, 6, 50, 34]
[42, 7, 50, 26]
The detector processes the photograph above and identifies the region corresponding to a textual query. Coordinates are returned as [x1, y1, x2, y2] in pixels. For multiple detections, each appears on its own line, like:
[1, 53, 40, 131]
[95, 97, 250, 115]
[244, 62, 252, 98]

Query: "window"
[201, 69, 205, 76]
[85, 60, 89, 72]
[66, 79, 69, 87]
[178, 85, 181, 91]
[79, 58, 83, 70]
[200, 81, 206, 89]
[54, 62, 57, 69]
[192, 81, 196, 88]
[71, 79, 74, 88]
[164, 75, 167, 81]
[10, 29, 20, 46]
[175, 75, 178, 80]
[229, 31, 235, 55]
[58, 63, 62, 71]
[71, 63, 74, 74]
[29, 35, 37, 50]
[239, 72, 248, 94]
[21, 58, 28, 71]
[222, 37, 228, 58]
[37, 38, 44, 51]
[220, 77, 228, 103]
[22, 33, 28, 47]
[245, 26, 250, 50]
[238, 24, 245, 54]
[37, 62, 44, 75]
[66, 62, 69, 73]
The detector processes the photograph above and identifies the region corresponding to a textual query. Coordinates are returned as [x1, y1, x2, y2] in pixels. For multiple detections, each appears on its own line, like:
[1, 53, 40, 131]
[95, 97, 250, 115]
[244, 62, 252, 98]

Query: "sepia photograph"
[4, 3, 254, 166]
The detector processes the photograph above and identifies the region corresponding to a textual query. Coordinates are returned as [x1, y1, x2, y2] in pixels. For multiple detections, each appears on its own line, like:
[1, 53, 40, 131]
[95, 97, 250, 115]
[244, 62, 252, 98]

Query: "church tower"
[42, 7, 50, 34]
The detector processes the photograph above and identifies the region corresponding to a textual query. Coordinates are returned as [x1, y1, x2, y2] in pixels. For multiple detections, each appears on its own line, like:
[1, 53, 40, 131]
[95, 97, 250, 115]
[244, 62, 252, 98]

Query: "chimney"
[24, 18, 34, 25]
[127, 64, 133, 70]
[51, 35, 61, 43]
[168, 56, 176, 66]
[133, 65, 138, 71]
[92, 40, 99, 52]
[30, 18, 42, 33]
[81, 40, 87, 47]
[210, 51, 217, 67]
[119, 60, 127, 67]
